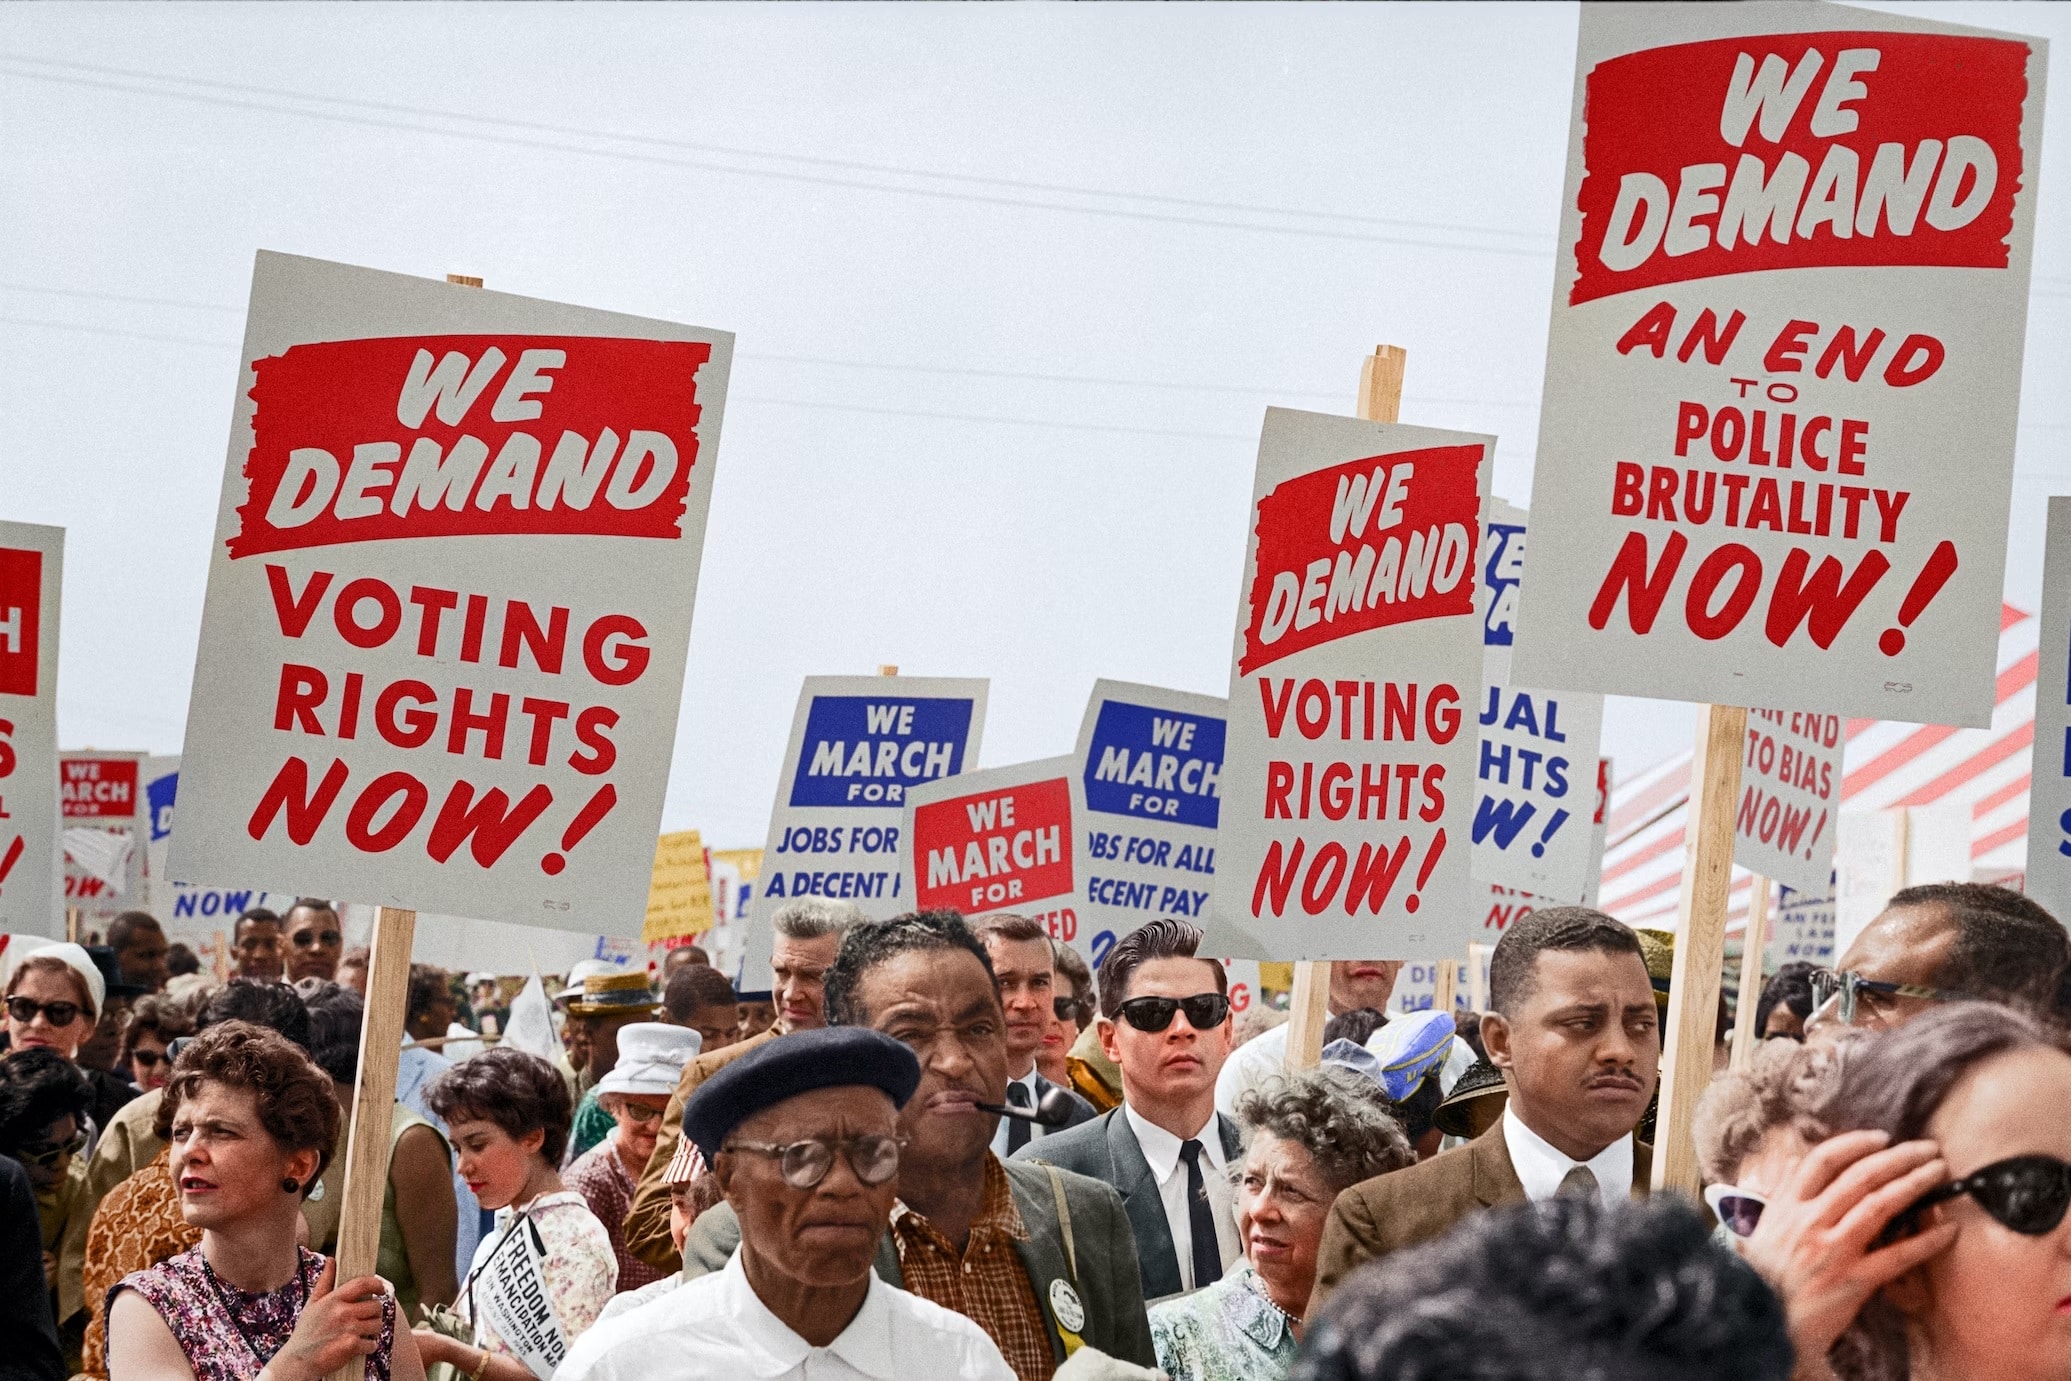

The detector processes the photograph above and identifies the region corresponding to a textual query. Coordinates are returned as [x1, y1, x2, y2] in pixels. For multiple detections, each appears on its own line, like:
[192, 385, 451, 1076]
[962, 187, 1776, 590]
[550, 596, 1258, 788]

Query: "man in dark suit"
[1312, 906, 1659, 1308]
[1014, 919, 1243, 1302]
[681, 910, 1155, 1375]
[972, 914, 1096, 1157]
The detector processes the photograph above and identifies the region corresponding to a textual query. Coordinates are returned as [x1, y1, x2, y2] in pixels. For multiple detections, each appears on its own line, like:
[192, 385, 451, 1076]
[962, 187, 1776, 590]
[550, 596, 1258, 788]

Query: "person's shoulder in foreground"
[554, 1251, 1015, 1381]
[1292, 1195, 1791, 1381]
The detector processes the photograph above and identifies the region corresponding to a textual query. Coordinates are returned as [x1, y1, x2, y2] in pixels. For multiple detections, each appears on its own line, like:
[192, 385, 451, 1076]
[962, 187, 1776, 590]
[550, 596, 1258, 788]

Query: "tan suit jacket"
[1311, 1123, 1652, 1309]
[622, 1026, 781, 1269]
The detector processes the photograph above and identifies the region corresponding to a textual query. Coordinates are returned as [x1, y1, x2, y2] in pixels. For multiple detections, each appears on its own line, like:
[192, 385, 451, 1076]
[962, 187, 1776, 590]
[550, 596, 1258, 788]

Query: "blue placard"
[787, 696, 975, 809]
[1082, 699, 1224, 828]
[1484, 520, 1526, 649]
[147, 769, 179, 842]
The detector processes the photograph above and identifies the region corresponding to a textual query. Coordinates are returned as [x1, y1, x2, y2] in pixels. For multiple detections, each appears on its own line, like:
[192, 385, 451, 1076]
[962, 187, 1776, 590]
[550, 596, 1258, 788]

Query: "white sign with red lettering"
[0, 522, 62, 938]
[1736, 710, 1841, 894]
[171, 252, 732, 933]
[1217, 408, 1492, 960]
[903, 756, 1076, 932]
[1512, 4, 2046, 728]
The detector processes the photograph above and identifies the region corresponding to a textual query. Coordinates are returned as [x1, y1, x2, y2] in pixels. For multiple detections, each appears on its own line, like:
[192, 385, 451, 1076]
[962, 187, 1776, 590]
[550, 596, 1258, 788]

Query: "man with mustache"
[1311, 907, 1659, 1307]
[556, 1025, 1016, 1381]
[681, 911, 1158, 1378]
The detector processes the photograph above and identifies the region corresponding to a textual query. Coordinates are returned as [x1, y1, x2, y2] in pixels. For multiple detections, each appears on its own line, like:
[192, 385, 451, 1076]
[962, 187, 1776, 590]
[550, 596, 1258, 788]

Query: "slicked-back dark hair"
[1096, 918, 1225, 1019]
[970, 912, 1048, 945]
[199, 979, 312, 1052]
[1488, 907, 1645, 1017]
[0, 1049, 93, 1153]
[1886, 881, 2068, 1011]
[664, 963, 738, 1023]
[824, 910, 998, 1028]
[301, 982, 364, 1084]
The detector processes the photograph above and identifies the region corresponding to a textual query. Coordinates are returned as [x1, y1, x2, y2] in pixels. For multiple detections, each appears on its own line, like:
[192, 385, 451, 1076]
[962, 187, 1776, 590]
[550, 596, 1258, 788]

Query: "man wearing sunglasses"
[1806, 881, 2067, 1040]
[1016, 918, 1243, 1302]
[281, 898, 344, 983]
[557, 1025, 1016, 1381]
[971, 914, 1095, 1158]
[1314, 907, 1659, 1307]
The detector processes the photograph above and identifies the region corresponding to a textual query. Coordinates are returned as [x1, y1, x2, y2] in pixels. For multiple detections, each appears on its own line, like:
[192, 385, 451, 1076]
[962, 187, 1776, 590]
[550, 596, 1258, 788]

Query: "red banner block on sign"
[0, 547, 42, 697]
[62, 758, 138, 821]
[913, 776, 1074, 913]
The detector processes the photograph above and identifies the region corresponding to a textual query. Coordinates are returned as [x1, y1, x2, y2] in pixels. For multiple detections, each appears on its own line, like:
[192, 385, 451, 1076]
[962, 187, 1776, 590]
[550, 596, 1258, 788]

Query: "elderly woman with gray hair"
[1150, 1065, 1415, 1381]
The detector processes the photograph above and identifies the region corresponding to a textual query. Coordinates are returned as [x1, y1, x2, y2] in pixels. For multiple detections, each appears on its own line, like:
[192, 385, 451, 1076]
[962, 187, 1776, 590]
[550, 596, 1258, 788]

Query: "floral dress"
[115, 1245, 395, 1381]
[455, 1191, 617, 1357]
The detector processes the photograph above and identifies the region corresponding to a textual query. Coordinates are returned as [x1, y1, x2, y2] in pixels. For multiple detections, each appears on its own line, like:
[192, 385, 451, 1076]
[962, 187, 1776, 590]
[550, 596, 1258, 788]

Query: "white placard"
[61, 750, 147, 931]
[474, 1214, 568, 1380]
[1512, 3, 2046, 728]
[0, 522, 62, 938]
[1735, 709, 1841, 895]
[1070, 680, 1262, 971]
[170, 252, 731, 933]
[1217, 408, 1492, 960]
[1773, 883, 1837, 965]
[740, 675, 986, 986]
[902, 756, 1076, 928]
[1472, 686, 1606, 902]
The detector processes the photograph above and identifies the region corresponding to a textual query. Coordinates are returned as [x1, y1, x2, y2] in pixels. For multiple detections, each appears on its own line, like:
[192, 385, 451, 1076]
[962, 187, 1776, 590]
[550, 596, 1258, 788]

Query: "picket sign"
[0, 521, 64, 939]
[1285, 345, 1406, 1072]
[1729, 874, 1773, 1071]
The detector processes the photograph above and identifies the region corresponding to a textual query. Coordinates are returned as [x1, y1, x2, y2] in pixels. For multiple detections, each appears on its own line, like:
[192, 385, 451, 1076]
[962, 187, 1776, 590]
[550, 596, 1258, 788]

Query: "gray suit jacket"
[681, 1156, 1156, 1368]
[1011, 1106, 1244, 1302]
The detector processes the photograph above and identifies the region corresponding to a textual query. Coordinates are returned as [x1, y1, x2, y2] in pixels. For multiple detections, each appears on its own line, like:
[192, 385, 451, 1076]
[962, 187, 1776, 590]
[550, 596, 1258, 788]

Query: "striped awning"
[1600, 604, 2038, 933]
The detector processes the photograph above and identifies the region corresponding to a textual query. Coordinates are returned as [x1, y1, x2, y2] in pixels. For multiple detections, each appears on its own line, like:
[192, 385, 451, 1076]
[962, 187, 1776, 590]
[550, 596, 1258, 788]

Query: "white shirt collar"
[1125, 1102, 1225, 1182]
[722, 1248, 893, 1378]
[1501, 1104, 1634, 1205]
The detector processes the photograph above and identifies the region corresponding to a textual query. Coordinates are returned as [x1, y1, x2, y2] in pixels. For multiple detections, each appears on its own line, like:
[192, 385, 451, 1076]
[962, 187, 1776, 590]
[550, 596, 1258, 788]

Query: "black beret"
[684, 1026, 921, 1161]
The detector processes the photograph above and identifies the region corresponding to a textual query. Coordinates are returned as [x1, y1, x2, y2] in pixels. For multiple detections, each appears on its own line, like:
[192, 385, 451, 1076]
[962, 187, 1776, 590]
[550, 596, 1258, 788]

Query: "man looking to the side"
[1311, 906, 1659, 1307]
[1017, 918, 1241, 1302]
[970, 914, 1095, 1157]
[281, 897, 343, 983]
[624, 897, 863, 1269]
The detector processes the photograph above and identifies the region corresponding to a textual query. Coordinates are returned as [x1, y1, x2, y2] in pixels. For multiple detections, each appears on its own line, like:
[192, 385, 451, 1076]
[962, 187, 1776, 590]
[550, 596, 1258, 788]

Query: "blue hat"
[684, 1026, 921, 1162]
[1366, 1009, 1458, 1101]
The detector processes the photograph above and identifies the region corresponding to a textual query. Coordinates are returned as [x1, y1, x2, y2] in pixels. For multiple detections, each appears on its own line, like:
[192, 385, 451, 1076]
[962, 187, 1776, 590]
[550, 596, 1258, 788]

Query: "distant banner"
[642, 829, 713, 944]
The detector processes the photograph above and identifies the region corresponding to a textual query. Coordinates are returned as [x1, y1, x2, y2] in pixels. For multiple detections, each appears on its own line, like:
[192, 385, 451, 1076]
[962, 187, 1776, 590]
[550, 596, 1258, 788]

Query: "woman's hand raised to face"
[1741, 1129, 1959, 1378]
[261, 1259, 389, 1381]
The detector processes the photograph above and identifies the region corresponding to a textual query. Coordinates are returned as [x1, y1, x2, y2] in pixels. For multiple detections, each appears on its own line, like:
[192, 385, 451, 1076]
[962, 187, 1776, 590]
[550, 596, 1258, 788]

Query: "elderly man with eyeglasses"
[1806, 882, 2068, 1040]
[555, 1025, 1016, 1381]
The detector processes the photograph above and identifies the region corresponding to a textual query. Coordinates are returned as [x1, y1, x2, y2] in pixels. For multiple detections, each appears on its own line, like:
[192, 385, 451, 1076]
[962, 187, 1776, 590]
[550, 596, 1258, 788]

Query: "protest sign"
[703, 846, 760, 976]
[902, 756, 1077, 936]
[642, 829, 713, 944]
[473, 1214, 570, 1380]
[0, 522, 62, 938]
[1772, 883, 1837, 964]
[169, 252, 732, 934]
[741, 675, 985, 985]
[139, 757, 301, 934]
[1218, 406, 1491, 960]
[2025, 498, 2071, 922]
[1736, 709, 1841, 894]
[62, 750, 147, 929]
[1070, 679, 1261, 969]
[1480, 497, 1528, 690]
[1511, 3, 2047, 729]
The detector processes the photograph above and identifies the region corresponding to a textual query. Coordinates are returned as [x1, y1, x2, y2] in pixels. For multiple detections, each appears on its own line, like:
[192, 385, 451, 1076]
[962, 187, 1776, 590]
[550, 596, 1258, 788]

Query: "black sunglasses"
[290, 930, 343, 949]
[1881, 1155, 2071, 1244]
[1053, 996, 1085, 1022]
[1116, 992, 1231, 1034]
[5, 996, 85, 1028]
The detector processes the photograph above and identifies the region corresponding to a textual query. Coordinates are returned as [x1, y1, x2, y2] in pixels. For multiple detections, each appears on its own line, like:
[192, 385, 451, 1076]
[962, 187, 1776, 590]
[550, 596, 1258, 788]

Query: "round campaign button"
[1048, 1278, 1086, 1334]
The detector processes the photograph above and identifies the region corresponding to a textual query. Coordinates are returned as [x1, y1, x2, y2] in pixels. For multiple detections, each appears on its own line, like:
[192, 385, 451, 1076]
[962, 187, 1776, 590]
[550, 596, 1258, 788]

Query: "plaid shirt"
[890, 1155, 1054, 1381]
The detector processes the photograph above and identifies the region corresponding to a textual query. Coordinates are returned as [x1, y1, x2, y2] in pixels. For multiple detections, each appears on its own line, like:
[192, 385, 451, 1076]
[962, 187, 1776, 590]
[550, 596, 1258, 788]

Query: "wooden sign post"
[1286, 345, 1407, 1073]
[1650, 705, 1746, 1195]
[1728, 875, 1772, 1071]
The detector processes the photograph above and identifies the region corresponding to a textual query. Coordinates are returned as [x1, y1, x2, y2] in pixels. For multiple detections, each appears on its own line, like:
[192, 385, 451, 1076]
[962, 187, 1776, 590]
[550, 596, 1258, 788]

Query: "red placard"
[912, 776, 1074, 913]
[62, 757, 139, 821]
[0, 547, 42, 697]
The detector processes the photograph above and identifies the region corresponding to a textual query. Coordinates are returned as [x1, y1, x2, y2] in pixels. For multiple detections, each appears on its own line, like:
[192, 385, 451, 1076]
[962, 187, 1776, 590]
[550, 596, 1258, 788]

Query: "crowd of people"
[2, 880, 2067, 1380]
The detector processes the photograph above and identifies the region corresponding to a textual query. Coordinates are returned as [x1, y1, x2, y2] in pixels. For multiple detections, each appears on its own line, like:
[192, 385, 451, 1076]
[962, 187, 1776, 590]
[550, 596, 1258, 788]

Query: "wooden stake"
[329, 906, 416, 1381]
[211, 928, 228, 983]
[1287, 344, 1408, 1073]
[1466, 942, 1492, 1013]
[878, 665, 899, 677]
[445, 273, 484, 288]
[1433, 959, 1459, 1016]
[1729, 876, 1772, 1071]
[1650, 704, 1746, 1196]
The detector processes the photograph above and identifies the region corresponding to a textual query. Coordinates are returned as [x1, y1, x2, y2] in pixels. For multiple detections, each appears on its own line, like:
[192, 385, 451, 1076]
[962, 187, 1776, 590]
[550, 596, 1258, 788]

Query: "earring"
[282, 1178, 300, 1194]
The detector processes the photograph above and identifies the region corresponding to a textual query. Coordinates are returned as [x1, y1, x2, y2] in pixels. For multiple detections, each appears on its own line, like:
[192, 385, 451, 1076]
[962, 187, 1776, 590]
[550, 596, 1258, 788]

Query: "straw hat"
[596, 1023, 700, 1099]
[564, 968, 658, 1017]
[1636, 928, 1675, 1010]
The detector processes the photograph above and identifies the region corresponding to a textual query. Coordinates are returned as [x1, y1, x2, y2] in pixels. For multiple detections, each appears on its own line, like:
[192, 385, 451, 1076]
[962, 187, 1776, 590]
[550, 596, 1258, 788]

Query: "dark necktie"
[1178, 1139, 1222, 1288]
[1558, 1164, 1600, 1199]
[1006, 1080, 1033, 1154]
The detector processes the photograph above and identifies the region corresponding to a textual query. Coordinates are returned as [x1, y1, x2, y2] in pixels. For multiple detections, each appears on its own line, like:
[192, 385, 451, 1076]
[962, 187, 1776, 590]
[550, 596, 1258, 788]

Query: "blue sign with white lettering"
[788, 696, 976, 809]
[1082, 700, 1224, 829]
[1484, 520, 1526, 649]
[147, 769, 178, 842]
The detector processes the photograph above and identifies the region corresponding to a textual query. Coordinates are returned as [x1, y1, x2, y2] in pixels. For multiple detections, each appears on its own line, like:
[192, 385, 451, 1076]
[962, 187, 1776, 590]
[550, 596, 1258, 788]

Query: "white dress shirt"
[554, 1248, 1014, 1381]
[1501, 1104, 1635, 1206]
[987, 1069, 1050, 1158]
[1124, 1104, 1242, 1292]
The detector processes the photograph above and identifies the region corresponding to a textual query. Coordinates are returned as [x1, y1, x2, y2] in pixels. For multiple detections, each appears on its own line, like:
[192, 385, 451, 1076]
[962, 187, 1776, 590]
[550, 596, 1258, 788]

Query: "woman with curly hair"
[1150, 1065, 1416, 1381]
[105, 1021, 424, 1381]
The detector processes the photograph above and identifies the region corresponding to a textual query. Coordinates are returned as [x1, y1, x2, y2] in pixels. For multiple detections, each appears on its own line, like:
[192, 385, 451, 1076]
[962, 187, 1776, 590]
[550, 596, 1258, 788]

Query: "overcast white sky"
[3, 1, 2067, 851]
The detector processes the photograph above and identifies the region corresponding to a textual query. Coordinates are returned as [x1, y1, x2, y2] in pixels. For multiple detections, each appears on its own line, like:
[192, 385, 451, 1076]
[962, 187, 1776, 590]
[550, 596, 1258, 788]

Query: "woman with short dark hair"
[120, 997, 194, 1095]
[414, 1049, 614, 1381]
[1151, 1066, 1415, 1381]
[105, 1021, 424, 1381]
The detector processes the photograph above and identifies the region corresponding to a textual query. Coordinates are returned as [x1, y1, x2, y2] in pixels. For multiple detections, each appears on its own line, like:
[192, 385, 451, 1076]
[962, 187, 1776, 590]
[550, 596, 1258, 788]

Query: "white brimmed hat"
[596, 1022, 701, 1099]
[1, 938, 104, 1020]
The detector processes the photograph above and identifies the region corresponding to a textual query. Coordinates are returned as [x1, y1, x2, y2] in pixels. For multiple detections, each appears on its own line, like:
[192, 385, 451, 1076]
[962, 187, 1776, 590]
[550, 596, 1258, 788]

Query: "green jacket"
[683, 1156, 1156, 1369]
